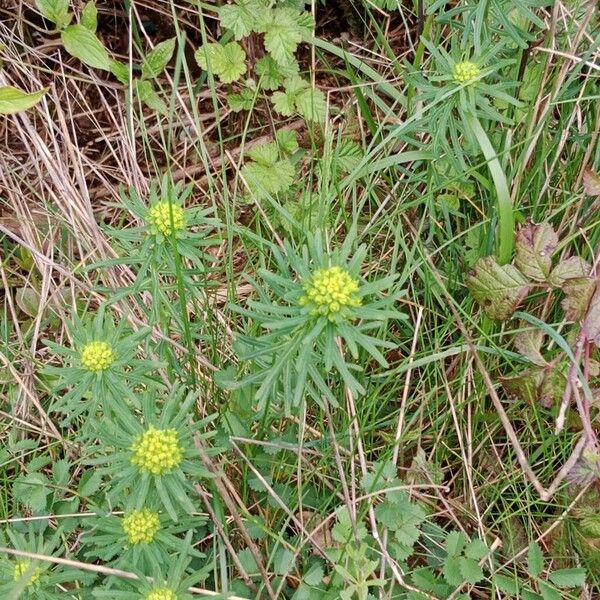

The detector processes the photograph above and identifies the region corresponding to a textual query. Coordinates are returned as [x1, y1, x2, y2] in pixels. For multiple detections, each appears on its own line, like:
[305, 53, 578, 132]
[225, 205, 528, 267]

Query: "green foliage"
[195, 41, 247, 84]
[0, 86, 47, 114]
[272, 76, 327, 122]
[208, 0, 322, 124]
[35, 0, 72, 29]
[229, 231, 404, 413]
[241, 136, 297, 198]
[142, 38, 177, 80]
[61, 24, 111, 70]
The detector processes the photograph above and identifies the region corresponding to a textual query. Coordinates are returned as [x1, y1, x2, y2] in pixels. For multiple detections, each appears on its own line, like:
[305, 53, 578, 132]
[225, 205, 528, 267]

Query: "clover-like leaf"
[466, 256, 530, 320]
[515, 221, 558, 282]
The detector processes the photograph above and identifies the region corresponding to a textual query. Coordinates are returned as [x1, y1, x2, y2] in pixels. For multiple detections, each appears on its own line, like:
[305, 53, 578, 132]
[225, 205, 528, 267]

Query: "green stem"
[465, 112, 514, 264]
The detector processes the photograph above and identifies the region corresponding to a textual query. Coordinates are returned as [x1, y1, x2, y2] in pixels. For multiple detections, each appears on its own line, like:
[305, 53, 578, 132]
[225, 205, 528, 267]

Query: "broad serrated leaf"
[271, 90, 296, 116]
[295, 11, 316, 37]
[548, 568, 585, 588]
[411, 568, 441, 592]
[61, 24, 111, 70]
[35, 0, 71, 28]
[522, 589, 543, 600]
[527, 541, 544, 577]
[538, 581, 560, 600]
[263, 9, 302, 66]
[78, 469, 103, 496]
[295, 87, 327, 123]
[582, 284, 600, 347]
[514, 328, 547, 367]
[81, 1, 98, 31]
[52, 459, 70, 487]
[562, 277, 595, 321]
[459, 557, 484, 584]
[227, 88, 255, 112]
[247, 142, 279, 166]
[13, 473, 51, 512]
[336, 139, 363, 172]
[219, 0, 259, 40]
[276, 128, 299, 154]
[442, 556, 463, 586]
[548, 257, 591, 287]
[331, 509, 353, 543]
[256, 55, 298, 90]
[465, 538, 489, 560]
[196, 42, 247, 83]
[273, 547, 295, 574]
[493, 573, 521, 595]
[303, 563, 324, 586]
[237, 548, 258, 574]
[515, 221, 558, 282]
[142, 37, 176, 79]
[242, 159, 295, 197]
[0, 86, 47, 114]
[445, 530, 466, 556]
[583, 169, 600, 196]
[466, 256, 530, 320]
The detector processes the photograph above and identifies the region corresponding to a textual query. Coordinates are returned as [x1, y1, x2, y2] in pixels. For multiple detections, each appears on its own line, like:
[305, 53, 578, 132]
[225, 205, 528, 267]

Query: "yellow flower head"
[299, 266, 361, 321]
[146, 587, 178, 600]
[13, 560, 41, 586]
[81, 341, 115, 372]
[122, 508, 160, 544]
[453, 61, 480, 83]
[148, 202, 186, 236]
[131, 426, 183, 476]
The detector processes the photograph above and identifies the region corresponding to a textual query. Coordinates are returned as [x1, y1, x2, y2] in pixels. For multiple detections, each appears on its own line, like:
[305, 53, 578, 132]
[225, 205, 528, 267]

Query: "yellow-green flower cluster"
[122, 508, 160, 544]
[80, 341, 115, 372]
[146, 587, 178, 600]
[453, 61, 480, 83]
[13, 560, 41, 586]
[148, 201, 186, 236]
[299, 266, 361, 321]
[131, 426, 183, 476]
